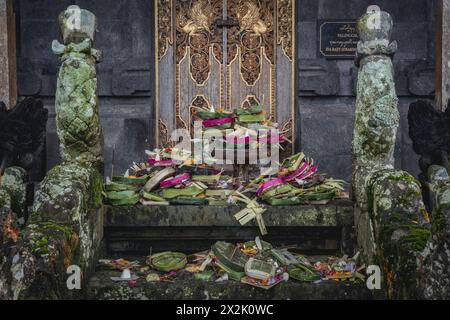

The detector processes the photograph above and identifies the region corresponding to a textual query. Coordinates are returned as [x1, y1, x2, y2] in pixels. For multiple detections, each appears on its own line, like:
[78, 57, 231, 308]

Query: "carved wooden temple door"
[155, 0, 296, 149]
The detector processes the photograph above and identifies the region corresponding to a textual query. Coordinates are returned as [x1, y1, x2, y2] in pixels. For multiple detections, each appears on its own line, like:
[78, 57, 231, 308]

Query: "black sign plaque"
[318, 21, 359, 59]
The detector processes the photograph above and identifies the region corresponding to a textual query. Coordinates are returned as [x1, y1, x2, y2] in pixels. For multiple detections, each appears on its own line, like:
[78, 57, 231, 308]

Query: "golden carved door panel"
[155, 0, 296, 149]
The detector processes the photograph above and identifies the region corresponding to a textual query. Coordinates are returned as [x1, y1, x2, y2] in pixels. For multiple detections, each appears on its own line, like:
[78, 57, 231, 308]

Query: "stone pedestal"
[103, 202, 355, 256]
[0, 0, 16, 108]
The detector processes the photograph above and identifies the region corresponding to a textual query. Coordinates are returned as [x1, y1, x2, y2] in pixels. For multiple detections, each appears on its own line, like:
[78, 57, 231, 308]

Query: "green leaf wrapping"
[235, 105, 263, 115]
[105, 182, 140, 192]
[150, 252, 187, 272]
[238, 113, 266, 123]
[112, 176, 148, 185]
[106, 193, 140, 206]
[197, 111, 233, 120]
[162, 186, 204, 199]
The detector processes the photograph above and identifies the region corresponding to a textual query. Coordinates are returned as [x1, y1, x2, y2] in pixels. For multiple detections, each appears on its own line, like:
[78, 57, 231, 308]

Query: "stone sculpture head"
[58, 5, 97, 44]
[355, 5, 397, 65]
[357, 5, 393, 44]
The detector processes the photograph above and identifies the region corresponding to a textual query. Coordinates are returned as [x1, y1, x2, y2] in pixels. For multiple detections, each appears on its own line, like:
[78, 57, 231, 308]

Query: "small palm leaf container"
[148, 252, 188, 272]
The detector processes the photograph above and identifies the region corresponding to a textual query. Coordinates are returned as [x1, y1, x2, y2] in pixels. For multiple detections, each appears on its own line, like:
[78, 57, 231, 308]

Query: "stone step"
[86, 269, 372, 300]
[103, 201, 355, 256]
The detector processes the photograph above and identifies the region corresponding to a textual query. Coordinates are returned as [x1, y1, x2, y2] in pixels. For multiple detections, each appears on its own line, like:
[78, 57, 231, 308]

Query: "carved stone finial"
[52, 5, 102, 61]
[356, 5, 397, 64]
[58, 5, 97, 44]
[358, 5, 392, 42]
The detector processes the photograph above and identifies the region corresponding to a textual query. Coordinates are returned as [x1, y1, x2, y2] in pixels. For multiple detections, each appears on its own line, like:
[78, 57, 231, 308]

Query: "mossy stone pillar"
[352, 5, 399, 207]
[52, 5, 104, 171]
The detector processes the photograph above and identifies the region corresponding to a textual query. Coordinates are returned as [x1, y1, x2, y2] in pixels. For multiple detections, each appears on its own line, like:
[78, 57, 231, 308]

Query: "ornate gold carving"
[188, 34, 212, 85]
[192, 94, 210, 110]
[157, 0, 173, 61]
[281, 119, 293, 138]
[175, 49, 189, 131]
[241, 95, 260, 109]
[277, 0, 293, 61]
[227, 0, 275, 86]
[155, 0, 296, 152]
[270, 61, 276, 121]
[178, 0, 214, 35]
[176, 115, 189, 131]
[158, 118, 170, 149]
[176, 0, 223, 85]
[281, 118, 294, 156]
[189, 95, 210, 132]
[173, 0, 224, 133]
[215, 53, 225, 109]
[259, 0, 275, 65]
[237, 1, 269, 35]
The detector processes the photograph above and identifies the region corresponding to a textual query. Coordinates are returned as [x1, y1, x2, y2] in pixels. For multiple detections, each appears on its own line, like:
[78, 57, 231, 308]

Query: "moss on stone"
[29, 161, 101, 274]
[366, 170, 424, 225]
[360, 167, 428, 299]
[38, 220, 74, 240]
[380, 224, 431, 252]
[0, 167, 27, 218]
[32, 237, 50, 255]
[399, 227, 431, 252]
[0, 6, 106, 300]
[431, 184, 450, 237]
[32, 162, 95, 222]
[90, 169, 104, 209]
[0, 189, 11, 210]
[29, 220, 74, 253]
[54, 32, 103, 168]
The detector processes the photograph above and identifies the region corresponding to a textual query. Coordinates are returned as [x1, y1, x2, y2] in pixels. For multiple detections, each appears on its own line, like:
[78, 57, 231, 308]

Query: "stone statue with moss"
[352, 6, 431, 299]
[0, 6, 104, 300]
[52, 5, 103, 169]
[352, 5, 399, 205]
[420, 166, 450, 299]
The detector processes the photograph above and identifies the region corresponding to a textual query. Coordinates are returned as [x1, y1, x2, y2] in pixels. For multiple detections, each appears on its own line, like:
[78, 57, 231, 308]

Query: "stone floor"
[86, 269, 372, 300]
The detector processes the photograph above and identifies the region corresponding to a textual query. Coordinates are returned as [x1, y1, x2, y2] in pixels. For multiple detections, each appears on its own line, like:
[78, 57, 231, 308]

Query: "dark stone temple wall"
[15, 0, 436, 181]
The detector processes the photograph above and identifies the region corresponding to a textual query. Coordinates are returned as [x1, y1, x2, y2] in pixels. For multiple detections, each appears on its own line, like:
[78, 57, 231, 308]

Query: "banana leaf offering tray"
[210, 240, 365, 288]
[104, 146, 346, 235]
[194, 106, 235, 130]
[253, 152, 346, 205]
[192, 104, 285, 146]
[104, 149, 345, 207]
[193, 104, 267, 129]
[107, 238, 365, 290]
